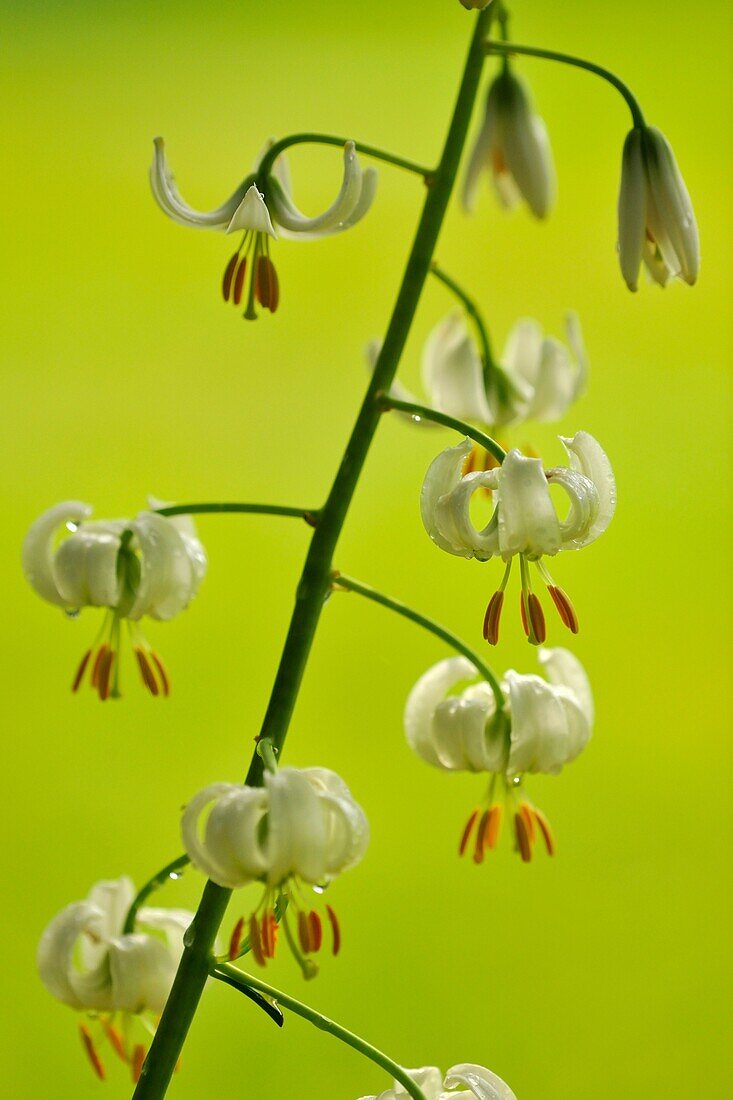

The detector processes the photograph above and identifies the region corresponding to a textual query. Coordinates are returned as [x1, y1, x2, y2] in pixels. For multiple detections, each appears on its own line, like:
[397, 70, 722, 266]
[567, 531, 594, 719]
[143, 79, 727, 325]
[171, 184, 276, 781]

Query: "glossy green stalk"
[378, 393, 506, 464]
[213, 964, 429, 1100]
[334, 573, 505, 709]
[133, 9, 493, 1096]
[257, 132, 434, 183]
[155, 502, 316, 521]
[487, 41, 646, 127]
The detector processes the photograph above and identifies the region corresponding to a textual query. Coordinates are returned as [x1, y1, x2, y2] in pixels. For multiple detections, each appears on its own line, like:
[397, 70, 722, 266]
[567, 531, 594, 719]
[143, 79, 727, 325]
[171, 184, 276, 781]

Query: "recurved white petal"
[421, 314, 494, 423]
[501, 317, 543, 386]
[226, 183, 277, 238]
[523, 338, 577, 422]
[53, 527, 122, 608]
[539, 646, 594, 726]
[462, 96, 496, 213]
[617, 128, 647, 291]
[267, 141, 366, 238]
[443, 1063, 517, 1100]
[302, 768, 369, 876]
[644, 126, 699, 285]
[129, 511, 199, 621]
[182, 783, 263, 888]
[559, 431, 616, 546]
[505, 671, 571, 775]
[107, 933, 177, 1014]
[37, 901, 99, 1009]
[265, 768, 327, 886]
[503, 106, 555, 219]
[420, 438, 476, 557]
[495, 449, 561, 559]
[22, 501, 93, 606]
[435, 469, 500, 561]
[405, 656, 477, 768]
[150, 137, 252, 230]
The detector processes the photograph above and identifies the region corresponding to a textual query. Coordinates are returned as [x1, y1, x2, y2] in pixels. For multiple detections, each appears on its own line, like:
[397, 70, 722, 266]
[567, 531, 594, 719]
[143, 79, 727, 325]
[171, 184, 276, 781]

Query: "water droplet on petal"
[66, 521, 79, 533]
[169, 871, 184, 881]
[312, 883, 329, 895]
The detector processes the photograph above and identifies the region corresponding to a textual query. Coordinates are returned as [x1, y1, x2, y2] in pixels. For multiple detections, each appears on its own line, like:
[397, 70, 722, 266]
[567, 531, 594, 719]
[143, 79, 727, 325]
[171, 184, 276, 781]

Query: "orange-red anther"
[486, 803, 503, 850]
[519, 802, 537, 845]
[90, 643, 109, 689]
[527, 593, 546, 645]
[261, 913, 278, 959]
[134, 648, 159, 696]
[248, 914, 266, 967]
[255, 256, 279, 312]
[150, 652, 171, 697]
[71, 649, 93, 693]
[131, 1044, 146, 1084]
[473, 810, 491, 864]
[514, 812, 532, 863]
[297, 910, 312, 954]
[547, 586, 579, 634]
[309, 910, 323, 954]
[233, 257, 247, 306]
[228, 916, 245, 961]
[101, 1019, 128, 1063]
[519, 594, 529, 637]
[483, 590, 504, 645]
[326, 905, 341, 957]
[79, 1023, 106, 1081]
[459, 809, 479, 857]
[222, 253, 239, 301]
[97, 649, 115, 701]
[532, 807, 556, 856]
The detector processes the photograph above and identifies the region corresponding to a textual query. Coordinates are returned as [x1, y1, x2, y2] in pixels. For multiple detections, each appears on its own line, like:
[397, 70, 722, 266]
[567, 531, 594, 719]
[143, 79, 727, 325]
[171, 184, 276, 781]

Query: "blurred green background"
[1, 0, 730, 1096]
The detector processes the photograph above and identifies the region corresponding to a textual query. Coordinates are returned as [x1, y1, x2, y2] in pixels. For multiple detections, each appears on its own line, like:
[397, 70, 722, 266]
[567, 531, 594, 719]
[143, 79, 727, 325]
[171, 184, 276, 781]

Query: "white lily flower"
[151, 137, 377, 318]
[182, 766, 369, 978]
[22, 499, 206, 699]
[405, 649, 592, 863]
[617, 125, 699, 291]
[463, 69, 555, 218]
[37, 876, 193, 1083]
[421, 432, 615, 645]
[359, 1062, 516, 1100]
[366, 311, 586, 443]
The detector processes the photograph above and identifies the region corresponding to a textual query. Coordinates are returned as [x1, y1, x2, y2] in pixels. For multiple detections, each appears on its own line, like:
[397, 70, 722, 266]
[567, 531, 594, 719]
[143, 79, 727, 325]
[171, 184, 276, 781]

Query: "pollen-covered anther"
[131, 1044, 146, 1084]
[222, 252, 240, 301]
[97, 648, 115, 701]
[458, 809, 479, 857]
[248, 913, 266, 968]
[308, 911, 323, 953]
[261, 913, 278, 959]
[514, 811, 533, 863]
[228, 916, 245, 961]
[532, 806, 556, 856]
[71, 649, 93, 693]
[326, 904, 341, 956]
[232, 257, 247, 306]
[486, 803, 503, 850]
[473, 810, 491, 865]
[255, 256, 279, 312]
[483, 590, 504, 645]
[519, 801, 537, 846]
[79, 1023, 106, 1081]
[134, 648, 159, 696]
[527, 594, 546, 645]
[297, 910, 312, 954]
[547, 585, 579, 634]
[101, 1019, 128, 1064]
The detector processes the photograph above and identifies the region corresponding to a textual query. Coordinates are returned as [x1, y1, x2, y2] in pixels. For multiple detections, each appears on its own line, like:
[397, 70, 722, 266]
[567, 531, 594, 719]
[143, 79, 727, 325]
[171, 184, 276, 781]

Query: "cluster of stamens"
[78, 1013, 174, 1084]
[459, 785, 555, 865]
[222, 232, 279, 319]
[227, 887, 341, 981]
[71, 612, 170, 701]
[483, 556, 579, 648]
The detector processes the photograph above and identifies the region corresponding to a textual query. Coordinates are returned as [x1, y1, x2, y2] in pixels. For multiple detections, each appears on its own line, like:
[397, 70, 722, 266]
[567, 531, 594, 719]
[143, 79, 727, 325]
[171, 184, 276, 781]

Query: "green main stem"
[133, 9, 493, 1096]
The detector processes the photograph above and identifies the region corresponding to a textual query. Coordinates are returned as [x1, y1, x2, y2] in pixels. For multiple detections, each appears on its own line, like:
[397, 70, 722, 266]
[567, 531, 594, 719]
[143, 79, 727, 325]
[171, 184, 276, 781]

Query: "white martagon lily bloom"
[421, 431, 616, 646]
[405, 649, 593, 863]
[182, 766, 369, 978]
[617, 125, 699, 291]
[367, 311, 586, 430]
[359, 1063, 516, 1100]
[22, 499, 206, 699]
[150, 136, 377, 318]
[463, 68, 555, 218]
[37, 876, 193, 1082]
